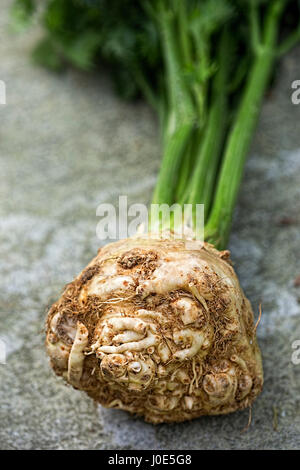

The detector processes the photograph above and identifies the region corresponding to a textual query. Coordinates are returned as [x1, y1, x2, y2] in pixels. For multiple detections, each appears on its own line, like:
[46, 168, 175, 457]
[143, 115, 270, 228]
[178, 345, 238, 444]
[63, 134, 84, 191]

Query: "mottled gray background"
[0, 1, 300, 450]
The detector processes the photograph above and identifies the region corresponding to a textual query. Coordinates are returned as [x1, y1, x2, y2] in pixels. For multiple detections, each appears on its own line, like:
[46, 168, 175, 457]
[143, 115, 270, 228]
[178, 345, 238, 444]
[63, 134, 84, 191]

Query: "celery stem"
[182, 30, 230, 222]
[205, 0, 285, 249]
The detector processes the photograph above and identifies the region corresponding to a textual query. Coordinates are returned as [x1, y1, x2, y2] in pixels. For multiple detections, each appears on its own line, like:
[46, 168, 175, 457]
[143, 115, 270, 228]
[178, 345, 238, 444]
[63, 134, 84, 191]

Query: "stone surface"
[0, 2, 299, 449]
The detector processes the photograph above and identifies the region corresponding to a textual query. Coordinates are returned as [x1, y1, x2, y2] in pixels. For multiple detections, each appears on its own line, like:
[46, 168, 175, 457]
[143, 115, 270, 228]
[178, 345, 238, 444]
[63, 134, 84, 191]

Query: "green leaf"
[11, 0, 36, 31]
[62, 31, 102, 70]
[32, 37, 63, 71]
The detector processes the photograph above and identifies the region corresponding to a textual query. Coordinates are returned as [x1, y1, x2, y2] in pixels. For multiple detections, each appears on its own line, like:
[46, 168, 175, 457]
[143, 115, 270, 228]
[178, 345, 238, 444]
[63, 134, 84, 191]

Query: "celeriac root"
[46, 234, 263, 423]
